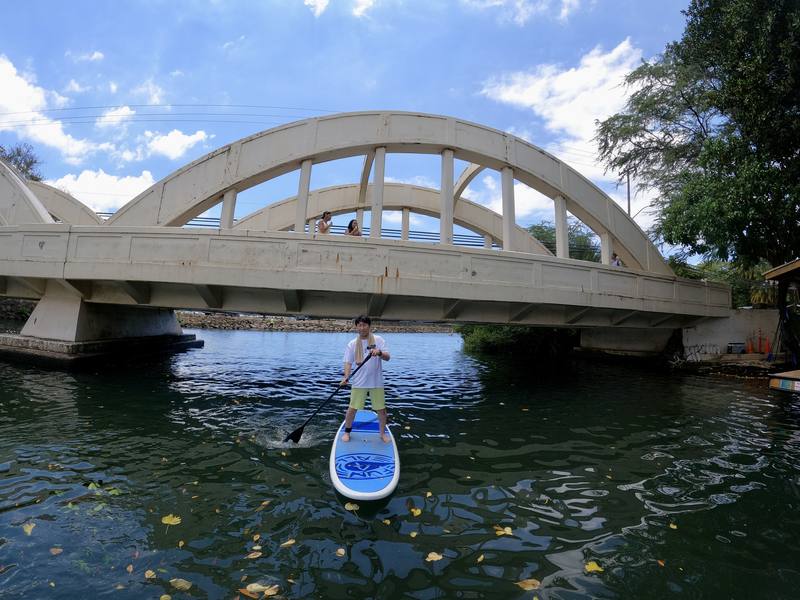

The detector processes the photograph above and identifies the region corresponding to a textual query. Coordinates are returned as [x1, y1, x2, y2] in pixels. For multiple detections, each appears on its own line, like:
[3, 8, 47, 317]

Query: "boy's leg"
[343, 388, 367, 442]
[377, 408, 389, 443]
[369, 388, 389, 443]
[342, 407, 357, 442]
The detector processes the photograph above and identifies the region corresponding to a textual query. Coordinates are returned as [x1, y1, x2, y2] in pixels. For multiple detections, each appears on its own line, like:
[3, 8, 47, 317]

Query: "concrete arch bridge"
[0, 111, 730, 360]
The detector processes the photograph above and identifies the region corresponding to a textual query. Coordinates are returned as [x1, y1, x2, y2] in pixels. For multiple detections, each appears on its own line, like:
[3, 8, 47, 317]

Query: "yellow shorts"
[349, 387, 386, 410]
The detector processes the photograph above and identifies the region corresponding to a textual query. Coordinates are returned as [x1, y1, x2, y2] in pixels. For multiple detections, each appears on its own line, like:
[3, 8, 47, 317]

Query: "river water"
[0, 329, 799, 599]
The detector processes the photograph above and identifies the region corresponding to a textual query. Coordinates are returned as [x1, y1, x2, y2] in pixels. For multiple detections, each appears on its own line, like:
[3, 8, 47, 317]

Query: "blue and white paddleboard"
[329, 410, 399, 501]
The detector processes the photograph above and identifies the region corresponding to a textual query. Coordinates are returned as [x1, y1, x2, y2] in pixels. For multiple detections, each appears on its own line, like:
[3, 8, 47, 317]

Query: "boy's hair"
[322, 211, 331, 218]
[354, 315, 371, 325]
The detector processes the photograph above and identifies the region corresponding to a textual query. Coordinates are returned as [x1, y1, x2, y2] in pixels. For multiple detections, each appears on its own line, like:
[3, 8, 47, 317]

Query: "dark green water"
[1, 329, 799, 599]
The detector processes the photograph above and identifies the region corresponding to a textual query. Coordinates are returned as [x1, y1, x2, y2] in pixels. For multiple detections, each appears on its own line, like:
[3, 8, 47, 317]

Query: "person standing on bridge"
[340, 315, 391, 443]
[317, 211, 332, 234]
[345, 219, 361, 236]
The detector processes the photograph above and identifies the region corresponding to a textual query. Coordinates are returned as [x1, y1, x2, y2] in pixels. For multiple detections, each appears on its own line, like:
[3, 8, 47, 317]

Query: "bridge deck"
[0, 225, 730, 328]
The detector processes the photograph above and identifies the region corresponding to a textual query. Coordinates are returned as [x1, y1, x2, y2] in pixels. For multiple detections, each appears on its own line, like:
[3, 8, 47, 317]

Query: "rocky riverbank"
[0, 299, 34, 320]
[176, 311, 453, 333]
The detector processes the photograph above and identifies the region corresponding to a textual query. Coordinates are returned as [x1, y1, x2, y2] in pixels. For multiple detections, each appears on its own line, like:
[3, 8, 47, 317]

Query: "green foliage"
[0, 143, 43, 181]
[668, 256, 778, 308]
[597, 0, 800, 267]
[528, 220, 600, 262]
[455, 324, 576, 361]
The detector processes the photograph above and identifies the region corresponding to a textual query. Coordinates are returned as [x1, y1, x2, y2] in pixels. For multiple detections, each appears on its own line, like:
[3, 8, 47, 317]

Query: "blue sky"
[0, 0, 689, 234]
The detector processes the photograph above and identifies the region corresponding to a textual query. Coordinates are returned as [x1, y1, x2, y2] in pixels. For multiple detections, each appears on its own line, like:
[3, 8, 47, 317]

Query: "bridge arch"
[0, 159, 53, 226]
[26, 181, 104, 225]
[102, 111, 670, 275]
[234, 182, 553, 256]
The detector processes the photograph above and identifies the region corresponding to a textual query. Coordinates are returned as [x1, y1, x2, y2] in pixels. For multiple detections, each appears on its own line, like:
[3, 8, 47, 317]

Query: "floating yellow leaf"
[426, 491, 432, 498]
[382, 519, 391, 525]
[246, 583, 277, 593]
[169, 578, 192, 591]
[22, 522, 35, 535]
[144, 570, 156, 579]
[410, 508, 422, 517]
[425, 552, 443, 562]
[280, 538, 296, 548]
[252, 545, 262, 551]
[336, 548, 345, 557]
[409, 531, 418, 538]
[493, 525, 513, 536]
[255, 500, 271, 512]
[253, 534, 260, 542]
[160, 595, 171, 600]
[238, 588, 260, 599]
[49, 547, 63, 556]
[585, 561, 604, 573]
[245, 551, 262, 559]
[477, 554, 484, 563]
[516, 578, 541, 591]
[344, 502, 360, 511]
[178, 540, 184, 549]
[126, 564, 134, 574]
[669, 523, 677, 530]
[161, 514, 181, 526]
[264, 585, 280, 597]
[657, 559, 665, 567]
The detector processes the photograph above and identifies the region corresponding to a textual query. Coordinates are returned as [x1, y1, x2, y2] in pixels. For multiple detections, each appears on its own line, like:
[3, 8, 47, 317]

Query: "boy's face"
[356, 321, 371, 338]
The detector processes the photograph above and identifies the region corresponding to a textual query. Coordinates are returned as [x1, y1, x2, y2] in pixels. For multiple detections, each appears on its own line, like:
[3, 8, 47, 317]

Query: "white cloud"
[66, 50, 104, 62]
[169, 70, 184, 77]
[304, 0, 329, 17]
[132, 78, 164, 104]
[460, 0, 579, 25]
[481, 39, 659, 229]
[108, 81, 118, 94]
[482, 38, 640, 179]
[0, 54, 108, 164]
[144, 129, 208, 160]
[64, 79, 90, 93]
[47, 169, 155, 213]
[222, 35, 246, 51]
[96, 106, 135, 129]
[353, 0, 376, 17]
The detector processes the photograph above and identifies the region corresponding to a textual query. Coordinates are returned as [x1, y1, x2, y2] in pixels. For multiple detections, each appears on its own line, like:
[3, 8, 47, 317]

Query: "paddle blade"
[284, 426, 304, 444]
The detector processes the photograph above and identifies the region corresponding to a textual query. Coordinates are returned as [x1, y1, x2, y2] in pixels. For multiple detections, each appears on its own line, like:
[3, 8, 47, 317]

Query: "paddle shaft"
[285, 350, 376, 441]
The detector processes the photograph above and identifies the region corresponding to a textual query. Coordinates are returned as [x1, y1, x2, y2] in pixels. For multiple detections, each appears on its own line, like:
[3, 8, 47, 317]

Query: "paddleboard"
[329, 409, 399, 501]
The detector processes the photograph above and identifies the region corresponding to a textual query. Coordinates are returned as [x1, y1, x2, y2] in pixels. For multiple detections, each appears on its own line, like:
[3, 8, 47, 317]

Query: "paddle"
[284, 350, 375, 444]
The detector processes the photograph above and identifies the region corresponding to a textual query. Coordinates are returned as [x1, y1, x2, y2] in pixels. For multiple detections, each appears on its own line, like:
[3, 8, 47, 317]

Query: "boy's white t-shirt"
[343, 335, 388, 388]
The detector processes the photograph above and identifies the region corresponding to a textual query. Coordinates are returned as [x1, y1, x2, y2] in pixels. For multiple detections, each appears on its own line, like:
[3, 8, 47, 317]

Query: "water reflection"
[0, 330, 799, 598]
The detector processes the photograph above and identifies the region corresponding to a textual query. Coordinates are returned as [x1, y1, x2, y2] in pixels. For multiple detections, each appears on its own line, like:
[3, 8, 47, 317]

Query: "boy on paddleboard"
[340, 315, 391, 443]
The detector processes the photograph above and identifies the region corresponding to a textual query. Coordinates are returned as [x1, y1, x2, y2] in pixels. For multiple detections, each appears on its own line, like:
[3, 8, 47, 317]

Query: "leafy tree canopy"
[597, 0, 800, 268]
[528, 219, 600, 262]
[0, 142, 43, 181]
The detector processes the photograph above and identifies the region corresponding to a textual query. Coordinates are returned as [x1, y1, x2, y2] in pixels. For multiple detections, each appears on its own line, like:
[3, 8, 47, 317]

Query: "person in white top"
[317, 211, 332, 234]
[340, 315, 391, 443]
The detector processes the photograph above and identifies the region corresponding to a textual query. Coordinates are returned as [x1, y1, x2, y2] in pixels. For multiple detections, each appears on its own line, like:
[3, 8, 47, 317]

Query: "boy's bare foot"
[380, 433, 390, 444]
[342, 432, 351, 442]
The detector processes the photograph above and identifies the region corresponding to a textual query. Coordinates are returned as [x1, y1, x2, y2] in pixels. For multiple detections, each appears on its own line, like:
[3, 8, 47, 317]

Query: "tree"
[597, 0, 800, 268]
[0, 142, 43, 181]
[528, 220, 600, 262]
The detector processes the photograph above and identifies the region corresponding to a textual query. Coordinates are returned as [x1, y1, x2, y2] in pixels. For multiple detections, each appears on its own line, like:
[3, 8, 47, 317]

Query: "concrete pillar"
[440, 149, 454, 245]
[371, 147, 386, 238]
[220, 189, 236, 229]
[600, 232, 612, 265]
[554, 195, 569, 259]
[356, 208, 364, 230]
[501, 167, 515, 252]
[484, 233, 492, 249]
[401, 207, 410, 241]
[295, 159, 312, 233]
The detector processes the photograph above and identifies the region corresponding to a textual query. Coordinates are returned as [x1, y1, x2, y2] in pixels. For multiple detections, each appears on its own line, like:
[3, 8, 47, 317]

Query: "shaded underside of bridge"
[0, 226, 730, 329]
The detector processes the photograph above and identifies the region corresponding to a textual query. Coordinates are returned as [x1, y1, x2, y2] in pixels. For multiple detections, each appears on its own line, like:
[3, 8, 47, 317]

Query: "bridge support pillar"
[0, 281, 202, 366]
[554, 195, 569, 258]
[440, 149, 454, 245]
[501, 167, 515, 251]
[371, 147, 386, 238]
